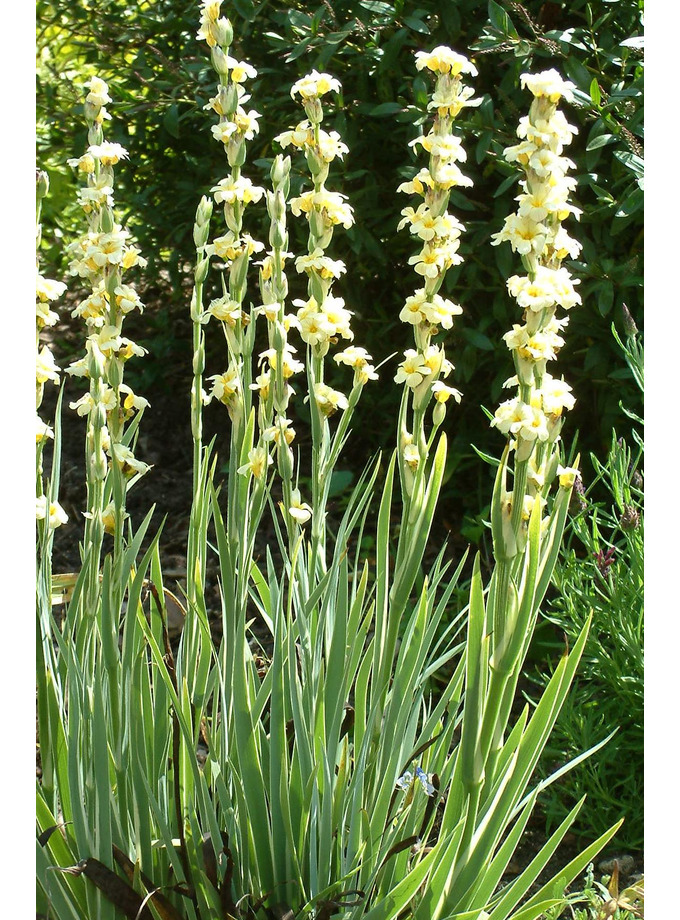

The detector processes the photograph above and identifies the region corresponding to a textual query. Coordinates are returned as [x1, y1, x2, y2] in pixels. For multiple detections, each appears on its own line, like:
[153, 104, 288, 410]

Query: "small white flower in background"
[36, 496, 68, 529]
[415, 766, 435, 796]
[395, 765, 435, 796]
[396, 770, 413, 792]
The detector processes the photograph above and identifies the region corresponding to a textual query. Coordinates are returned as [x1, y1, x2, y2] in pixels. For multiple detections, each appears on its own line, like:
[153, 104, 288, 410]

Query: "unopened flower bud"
[229, 251, 249, 301]
[267, 189, 286, 221]
[433, 399, 446, 426]
[107, 357, 123, 390]
[270, 155, 291, 189]
[272, 320, 287, 353]
[101, 206, 115, 233]
[214, 16, 232, 47]
[224, 83, 239, 114]
[569, 476, 587, 513]
[620, 504, 640, 531]
[37, 170, 49, 199]
[211, 45, 230, 75]
[310, 208, 326, 240]
[195, 257, 210, 284]
[196, 194, 213, 228]
[304, 98, 323, 124]
[87, 341, 106, 379]
[227, 136, 246, 168]
[270, 218, 286, 250]
[621, 303, 638, 338]
[193, 343, 205, 375]
[309, 272, 326, 305]
[277, 444, 294, 481]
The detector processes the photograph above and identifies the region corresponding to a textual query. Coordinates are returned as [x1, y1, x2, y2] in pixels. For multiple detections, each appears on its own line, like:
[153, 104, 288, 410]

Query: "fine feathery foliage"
[534, 322, 643, 851]
[36, 4, 630, 919]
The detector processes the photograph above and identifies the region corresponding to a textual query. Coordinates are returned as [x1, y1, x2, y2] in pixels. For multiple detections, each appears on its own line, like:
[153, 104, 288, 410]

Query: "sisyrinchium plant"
[36, 4, 627, 919]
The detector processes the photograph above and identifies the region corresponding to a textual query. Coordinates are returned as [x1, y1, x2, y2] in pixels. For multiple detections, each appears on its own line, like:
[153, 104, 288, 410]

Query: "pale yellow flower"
[36, 496, 68, 529]
[290, 70, 341, 100]
[209, 367, 241, 405]
[67, 153, 96, 174]
[259, 345, 305, 378]
[237, 446, 272, 479]
[313, 383, 348, 416]
[36, 346, 60, 385]
[290, 190, 354, 228]
[428, 83, 478, 118]
[87, 142, 129, 165]
[263, 417, 296, 446]
[403, 442, 420, 470]
[415, 46, 477, 77]
[491, 214, 547, 256]
[431, 381, 462, 403]
[317, 130, 349, 161]
[225, 56, 257, 82]
[36, 275, 67, 303]
[36, 416, 54, 442]
[84, 76, 111, 109]
[556, 464, 581, 488]
[206, 232, 264, 261]
[411, 132, 467, 163]
[541, 375, 576, 416]
[520, 69, 575, 104]
[287, 489, 312, 524]
[295, 250, 346, 279]
[210, 175, 265, 206]
[111, 443, 151, 478]
[395, 350, 432, 388]
[275, 121, 315, 150]
[115, 284, 145, 314]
